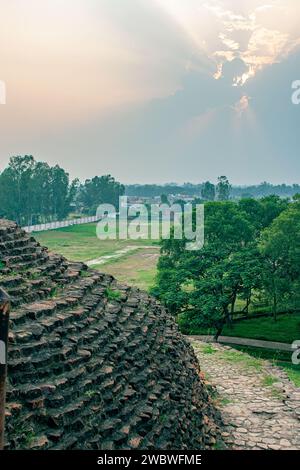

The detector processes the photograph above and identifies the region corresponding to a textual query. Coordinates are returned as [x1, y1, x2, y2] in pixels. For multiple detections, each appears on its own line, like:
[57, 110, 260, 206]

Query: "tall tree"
[160, 194, 169, 205]
[0, 156, 76, 224]
[216, 176, 231, 201]
[201, 181, 215, 201]
[78, 175, 125, 214]
[153, 201, 257, 338]
[260, 201, 300, 319]
[0, 155, 35, 224]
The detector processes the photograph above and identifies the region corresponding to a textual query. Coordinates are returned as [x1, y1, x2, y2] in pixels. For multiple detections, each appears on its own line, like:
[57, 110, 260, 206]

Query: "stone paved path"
[190, 339, 300, 450]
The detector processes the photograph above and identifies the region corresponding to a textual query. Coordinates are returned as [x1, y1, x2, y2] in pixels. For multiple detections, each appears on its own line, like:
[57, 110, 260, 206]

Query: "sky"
[0, 0, 300, 184]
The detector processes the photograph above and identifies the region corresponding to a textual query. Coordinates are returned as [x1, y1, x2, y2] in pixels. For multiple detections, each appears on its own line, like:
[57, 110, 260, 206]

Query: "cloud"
[232, 95, 250, 116]
[157, 0, 300, 85]
[0, 0, 207, 136]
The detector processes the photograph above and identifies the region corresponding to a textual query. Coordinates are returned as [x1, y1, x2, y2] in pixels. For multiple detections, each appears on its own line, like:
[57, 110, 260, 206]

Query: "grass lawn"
[282, 363, 300, 388]
[35, 223, 159, 291]
[35, 223, 157, 261]
[94, 248, 159, 291]
[184, 313, 300, 344]
[222, 314, 300, 344]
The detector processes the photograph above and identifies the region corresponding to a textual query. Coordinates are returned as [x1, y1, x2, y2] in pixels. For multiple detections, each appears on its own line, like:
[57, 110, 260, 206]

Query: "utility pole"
[0, 288, 10, 450]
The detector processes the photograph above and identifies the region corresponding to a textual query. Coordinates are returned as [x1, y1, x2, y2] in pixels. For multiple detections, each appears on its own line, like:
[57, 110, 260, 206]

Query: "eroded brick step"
[8, 333, 179, 449]
[8, 300, 167, 397]
[0, 242, 44, 258]
[0, 226, 25, 243]
[9, 304, 155, 384]
[0, 275, 23, 288]
[5, 253, 50, 272]
[9, 271, 108, 327]
[0, 235, 35, 248]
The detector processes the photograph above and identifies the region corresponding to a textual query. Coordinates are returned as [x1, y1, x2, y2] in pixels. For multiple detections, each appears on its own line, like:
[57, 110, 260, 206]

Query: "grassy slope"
[222, 314, 300, 344]
[283, 363, 300, 387]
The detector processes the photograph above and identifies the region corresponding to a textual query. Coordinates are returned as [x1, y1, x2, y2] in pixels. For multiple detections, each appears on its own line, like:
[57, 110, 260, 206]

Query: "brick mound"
[0, 219, 221, 450]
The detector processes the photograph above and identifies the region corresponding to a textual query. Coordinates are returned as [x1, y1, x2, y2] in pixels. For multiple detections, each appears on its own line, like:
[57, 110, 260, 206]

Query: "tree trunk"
[230, 298, 235, 315]
[214, 319, 225, 341]
[273, 291, 277, 322]
[224, 305, 232, 328]
[229, 293, 237, 326]
[214, 326, 223, 341]
[242, 292, 251, 315]
[246, 294, 251, 314]
[272, 273, 277, 322]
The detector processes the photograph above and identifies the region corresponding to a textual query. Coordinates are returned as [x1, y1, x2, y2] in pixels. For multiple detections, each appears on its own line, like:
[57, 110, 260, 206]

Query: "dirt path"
[86, 245, 158, 266]
[190, 339, 300, 450]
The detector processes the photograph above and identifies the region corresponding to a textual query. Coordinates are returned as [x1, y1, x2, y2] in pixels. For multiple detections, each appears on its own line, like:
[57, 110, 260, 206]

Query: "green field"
[91, 248, 159, 292]
[35, 223, 158, 260]
[222, 314, 300, 344]
[180, 312, 300, 344]
[35, 223, 159, 291]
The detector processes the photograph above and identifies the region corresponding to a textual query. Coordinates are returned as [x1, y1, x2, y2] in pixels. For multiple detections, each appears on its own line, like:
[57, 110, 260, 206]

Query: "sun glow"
[156, 0, 300, 85]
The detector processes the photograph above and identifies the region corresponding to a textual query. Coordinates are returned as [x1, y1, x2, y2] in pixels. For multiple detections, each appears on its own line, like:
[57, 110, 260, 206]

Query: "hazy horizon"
[1, 0, 300, 184]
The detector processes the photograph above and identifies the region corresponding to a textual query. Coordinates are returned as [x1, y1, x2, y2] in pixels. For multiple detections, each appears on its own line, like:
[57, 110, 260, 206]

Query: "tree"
[201, 181, 215, 201]
[216, 176, 231, 201]
[154, 195, 300, 336]
[78, 175, 125, 215]
[225, 246, 263, 316]
[259, 195, 289, 229]
[260, 201, 300, 320]
[238, 196, 288, 236]
[50, 165, 72, 220]
[0, 156, 77, 224]
[0, 155, 35, 225]
[160, 194, 169, 205]
[153, 201, 257, 338]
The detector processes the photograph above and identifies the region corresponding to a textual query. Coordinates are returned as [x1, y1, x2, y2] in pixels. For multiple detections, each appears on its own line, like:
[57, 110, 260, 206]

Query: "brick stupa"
[0, 219, 221, 450]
